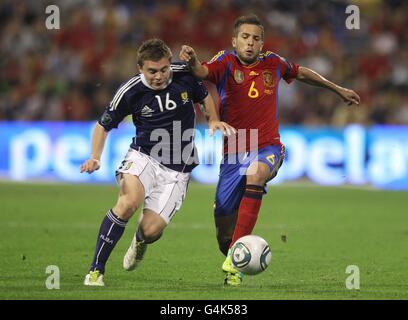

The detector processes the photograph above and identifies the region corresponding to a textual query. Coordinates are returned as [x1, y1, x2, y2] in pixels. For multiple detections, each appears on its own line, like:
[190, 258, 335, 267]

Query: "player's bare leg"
[84, 174, 144, 286]
[123, 209, 167, 271]
[113, 174, 146, 220]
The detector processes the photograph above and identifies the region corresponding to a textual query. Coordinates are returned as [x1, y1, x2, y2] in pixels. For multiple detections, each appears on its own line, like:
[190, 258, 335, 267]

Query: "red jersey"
[204, 50, 299, 154]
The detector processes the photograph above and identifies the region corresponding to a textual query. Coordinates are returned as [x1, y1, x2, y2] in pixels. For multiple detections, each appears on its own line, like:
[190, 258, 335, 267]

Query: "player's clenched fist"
[179, 45, 196, 63]
[80, 159, 101, 174]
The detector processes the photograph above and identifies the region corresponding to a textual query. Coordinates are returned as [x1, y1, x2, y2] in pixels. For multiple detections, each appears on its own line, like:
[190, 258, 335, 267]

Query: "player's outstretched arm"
[80, 123, 108, 174]
[296, 66, 360, 106]
[200, 94, 236, 137]
[179, 45, 209, 79]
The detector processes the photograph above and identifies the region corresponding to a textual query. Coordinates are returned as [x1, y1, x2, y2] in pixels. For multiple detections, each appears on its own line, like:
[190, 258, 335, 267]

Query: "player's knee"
[246, 170, 268, 185]
[116, 197, 139, 219]
[246, 162, 270, 185]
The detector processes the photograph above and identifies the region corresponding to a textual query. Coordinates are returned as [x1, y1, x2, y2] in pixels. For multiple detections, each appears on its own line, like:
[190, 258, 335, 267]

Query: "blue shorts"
[214, 145, 285, 217]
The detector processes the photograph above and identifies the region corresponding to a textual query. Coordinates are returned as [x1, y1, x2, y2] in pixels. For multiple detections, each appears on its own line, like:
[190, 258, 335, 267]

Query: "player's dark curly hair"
[137, 38, 172, 67]
[233, 14, 264, 39]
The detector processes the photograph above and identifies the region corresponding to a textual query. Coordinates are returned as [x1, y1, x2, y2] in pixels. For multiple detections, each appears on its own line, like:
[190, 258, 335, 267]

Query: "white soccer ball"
[230, 235, 272, 275]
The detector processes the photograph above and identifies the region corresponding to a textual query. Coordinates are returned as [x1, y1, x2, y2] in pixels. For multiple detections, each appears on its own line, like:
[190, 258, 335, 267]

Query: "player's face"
[140, 58, 172, 90]
[232, 24, 264, 65]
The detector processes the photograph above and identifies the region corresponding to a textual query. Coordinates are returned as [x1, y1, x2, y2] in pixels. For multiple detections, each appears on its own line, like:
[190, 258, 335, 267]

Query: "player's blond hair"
[137, 38, 172, 67]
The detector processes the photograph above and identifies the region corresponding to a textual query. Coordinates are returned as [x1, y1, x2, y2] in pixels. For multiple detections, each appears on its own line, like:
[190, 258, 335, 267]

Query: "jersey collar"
[140, 70, 173, 90]
[233, 51, 260, 68]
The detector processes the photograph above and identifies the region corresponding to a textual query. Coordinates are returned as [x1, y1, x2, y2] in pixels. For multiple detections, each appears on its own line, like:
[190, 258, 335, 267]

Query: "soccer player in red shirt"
[180, 14, 360, 286]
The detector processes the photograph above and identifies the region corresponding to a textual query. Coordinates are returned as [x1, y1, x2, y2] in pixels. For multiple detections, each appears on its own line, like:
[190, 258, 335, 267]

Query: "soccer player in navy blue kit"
[80, 39, 235, 286]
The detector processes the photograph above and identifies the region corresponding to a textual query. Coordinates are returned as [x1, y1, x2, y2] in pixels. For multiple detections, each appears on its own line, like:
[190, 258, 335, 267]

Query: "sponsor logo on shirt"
[141, 105, 154, 117]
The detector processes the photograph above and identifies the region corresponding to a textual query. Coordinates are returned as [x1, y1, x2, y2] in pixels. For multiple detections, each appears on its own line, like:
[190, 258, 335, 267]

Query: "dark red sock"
[230, 184, 263, 248]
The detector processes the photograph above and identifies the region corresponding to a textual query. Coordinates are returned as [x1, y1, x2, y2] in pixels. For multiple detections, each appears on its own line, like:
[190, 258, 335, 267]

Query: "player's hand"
[179, 45, 197, 64]
[80, 159, 101, 174]
[208, 121, 237, 137]
[338, 87, 360, 106]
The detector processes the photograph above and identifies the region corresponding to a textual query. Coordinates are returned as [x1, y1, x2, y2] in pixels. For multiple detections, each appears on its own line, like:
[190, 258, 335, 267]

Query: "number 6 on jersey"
[248, 81, 259, 99]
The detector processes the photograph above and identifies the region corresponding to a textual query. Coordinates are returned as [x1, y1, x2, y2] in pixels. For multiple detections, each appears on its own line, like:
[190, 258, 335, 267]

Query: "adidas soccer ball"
[230, 235, 272, 275]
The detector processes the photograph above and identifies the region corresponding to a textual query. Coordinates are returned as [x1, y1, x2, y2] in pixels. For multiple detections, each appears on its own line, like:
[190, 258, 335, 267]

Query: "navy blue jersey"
[98, 63, 208, 173]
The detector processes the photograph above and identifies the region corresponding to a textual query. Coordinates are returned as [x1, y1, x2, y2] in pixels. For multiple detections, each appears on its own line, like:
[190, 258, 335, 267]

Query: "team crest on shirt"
[234, 69, 244, 84]
[181, 91, 189, 104]
[263, 71, 274, 87]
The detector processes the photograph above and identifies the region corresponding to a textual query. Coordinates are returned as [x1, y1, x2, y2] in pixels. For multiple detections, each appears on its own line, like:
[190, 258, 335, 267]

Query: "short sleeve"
[203, 50, 230, 85]
[98, 86, 132, 131]
[278, 56, 299, 84]
[191, 78, 208, 103]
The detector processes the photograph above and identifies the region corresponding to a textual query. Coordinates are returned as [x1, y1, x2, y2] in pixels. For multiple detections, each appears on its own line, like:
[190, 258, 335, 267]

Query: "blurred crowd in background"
[1, 0, 407, 125]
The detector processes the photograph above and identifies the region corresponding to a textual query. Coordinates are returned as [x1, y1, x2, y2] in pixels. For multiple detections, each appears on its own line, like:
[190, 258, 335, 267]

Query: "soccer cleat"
[84, 270, 105, 286]
[123, 236, 148, 271]
[224, 271, 243, 286]
[222, 249, 243, 286]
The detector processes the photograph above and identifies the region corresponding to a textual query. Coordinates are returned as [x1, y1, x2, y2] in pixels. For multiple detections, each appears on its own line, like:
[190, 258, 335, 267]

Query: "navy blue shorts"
[214, 145, 285, 217]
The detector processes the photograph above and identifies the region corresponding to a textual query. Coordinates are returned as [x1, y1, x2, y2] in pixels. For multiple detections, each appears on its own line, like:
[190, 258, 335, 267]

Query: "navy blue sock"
[90, 209, 127, 274]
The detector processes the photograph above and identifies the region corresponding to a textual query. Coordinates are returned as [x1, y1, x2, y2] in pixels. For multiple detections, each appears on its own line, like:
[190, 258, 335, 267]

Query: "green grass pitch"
[0, 181, 407, 300]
